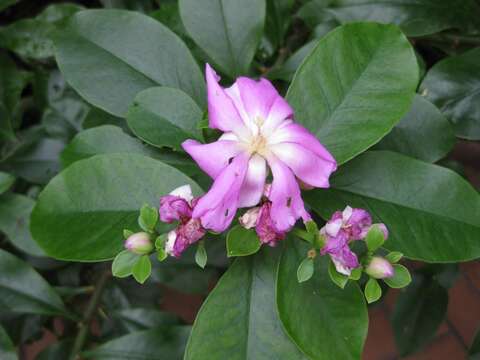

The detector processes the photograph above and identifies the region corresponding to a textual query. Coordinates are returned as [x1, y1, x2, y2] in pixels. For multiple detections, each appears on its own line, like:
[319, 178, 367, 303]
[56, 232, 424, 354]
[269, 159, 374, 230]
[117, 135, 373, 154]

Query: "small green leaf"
[112, 250, 139, 278]
[138, 203, 158, 232]
[314, 232, 326, 249]
[132, 255, 152, 284]
[157, 248, 167, 262]
[123, 229, 134, 239]
[349, 267, 362, 281]
[195, 242, 207, 269]
[0, 172, 15, 195]
[226, 225, 261, 257]
[385, 251, 403, 263]
[155, 234, 167, 250]
[297, 258, 314, 283]
[384, 264, 412, 289]
[305, 220, 318, 235]
[328, 260, 349, 289]
[365, 224, 385, 252]
[365, 278, 382, 304]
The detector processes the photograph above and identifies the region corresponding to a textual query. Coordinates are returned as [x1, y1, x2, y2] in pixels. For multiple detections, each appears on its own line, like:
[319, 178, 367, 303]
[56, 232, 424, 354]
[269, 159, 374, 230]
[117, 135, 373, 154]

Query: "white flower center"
[246, 116, 270, 157]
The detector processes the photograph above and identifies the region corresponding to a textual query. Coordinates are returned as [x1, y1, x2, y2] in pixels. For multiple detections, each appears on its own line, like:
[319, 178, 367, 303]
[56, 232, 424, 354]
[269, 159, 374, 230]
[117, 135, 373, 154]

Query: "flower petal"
[182, 139, 244, 179]
[347, 208, 372, 240]
[262, 97, 293, 136]
[236, 77, 280, 121]
[270, 142, 336, 188]
[238, 154, 266, 207]
[192, 153, 249, 232]
[330, 247, 359, 276]
[205, 64, 249, 138]
[267, 155, 309, 232]
[169, 184, 193, 202]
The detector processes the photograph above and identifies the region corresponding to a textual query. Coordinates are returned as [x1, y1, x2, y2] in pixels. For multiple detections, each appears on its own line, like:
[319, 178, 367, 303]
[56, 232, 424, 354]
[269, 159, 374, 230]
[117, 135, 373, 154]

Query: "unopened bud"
[125, 232, 153, 255]
[365, 256, 394, 279]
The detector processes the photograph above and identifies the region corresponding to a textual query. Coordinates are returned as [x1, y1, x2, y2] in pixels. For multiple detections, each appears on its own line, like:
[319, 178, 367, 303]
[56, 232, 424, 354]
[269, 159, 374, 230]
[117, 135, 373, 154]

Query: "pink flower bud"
[365, 256, 394, 279]
[125, 232, 153, 255]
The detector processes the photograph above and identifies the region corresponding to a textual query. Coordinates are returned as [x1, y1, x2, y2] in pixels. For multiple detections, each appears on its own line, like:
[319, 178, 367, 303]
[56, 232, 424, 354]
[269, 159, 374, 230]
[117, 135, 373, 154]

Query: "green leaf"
[0, 325, 16, 360]
[328, 259, 349, 289]
[0, 172, 14, 194]
[364, 278, 382, 304]
[392, 275, 448, 356]
[111, 250, 139, 278]
[420, 47, 480, 140]
[126, 87, 202, 151]
[55, 9, 205, 117]
[226, 225, 261, 257]
[277, 239, 368, 359]
[384, 264, 412, 288]
[31, 153, 202, 261]
[138, 204, 158, 232]
[112, 308, 179, 332]
[179, 0, 266, 77]
[375, 95, 456, 162]
[365, 224, 385, 252]
[268, 40, 317, 82]
[195, 242, 207, 269]
[328, 0, 480, 37]
[385, 251, 403, 263]
[265, 0, 294, 49]
[349, 267, 362, 281]
[0, 0, 18, 12]
[297, 258, 314, 283]
[286, 22, 418, 164]
[185, 248, 306, 359]
[0, 249, 68, 317]
[132, 255, 152, 284]
[0, 194, 46, 257]
[83, 327, 190, 360]
[470, 328, 480, 358]
[306, 151, 480, 262]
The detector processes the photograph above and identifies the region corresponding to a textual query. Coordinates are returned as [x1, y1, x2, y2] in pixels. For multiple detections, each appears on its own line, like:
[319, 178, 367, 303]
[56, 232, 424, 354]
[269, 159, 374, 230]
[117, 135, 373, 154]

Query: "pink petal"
[238, 154, 266, 207]
[266, 155, 309, 232]
[236, 77, 279, 121]
[330, 247, 359, 276]
[192, 153, 249, 232]
[270, 142, 336, 188]
[205, 64, 249, 139]
[182, 139, 244, 179]
[262, 97, 294, 136]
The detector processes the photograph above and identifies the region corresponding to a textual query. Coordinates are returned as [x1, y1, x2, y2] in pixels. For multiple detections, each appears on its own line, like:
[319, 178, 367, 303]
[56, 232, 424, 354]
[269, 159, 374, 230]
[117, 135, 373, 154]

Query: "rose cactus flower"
[240, 202, 286, 247]
[183, 64, 337, 233]
[159, 185, 206, 258]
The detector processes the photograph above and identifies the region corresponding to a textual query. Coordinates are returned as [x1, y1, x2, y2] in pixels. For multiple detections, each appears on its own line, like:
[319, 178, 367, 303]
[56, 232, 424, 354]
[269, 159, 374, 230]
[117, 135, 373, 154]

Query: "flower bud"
[239, 207, 261, 229]
[125, 232, 153, 255]
[365, 256, 394, 279]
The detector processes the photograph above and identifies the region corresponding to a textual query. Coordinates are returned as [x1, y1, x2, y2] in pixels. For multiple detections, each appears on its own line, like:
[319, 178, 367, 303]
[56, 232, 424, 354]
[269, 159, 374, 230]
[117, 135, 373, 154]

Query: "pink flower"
[183, 64, 336, 233]
[125, 232, 153, 255]
[159, 185, 194, 223]
[239, 202, 286, 247]
[166, 218, 206, 258]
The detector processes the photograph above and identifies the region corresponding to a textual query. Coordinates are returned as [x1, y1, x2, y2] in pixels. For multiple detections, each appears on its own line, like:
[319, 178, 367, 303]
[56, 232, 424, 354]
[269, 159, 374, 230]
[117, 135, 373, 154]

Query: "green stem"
[68, 271, 110, 360]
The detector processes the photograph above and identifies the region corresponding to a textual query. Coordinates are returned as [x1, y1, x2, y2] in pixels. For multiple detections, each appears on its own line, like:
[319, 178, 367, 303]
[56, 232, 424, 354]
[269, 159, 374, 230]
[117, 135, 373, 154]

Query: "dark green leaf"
[185, 248, 306, 359]
[306, 151, 480, 262]
[83, 327, 191, 360]
[470, 328, 480, 359]
[31, 153, 202, 261]
[277, 238, 368, 359]
[392, 275, 448, 356]
[36, 339, 73, 360]
[268, 40, 317, 82]
[265, 0, 294, 49]
[0, 171, 14, 194]
[226, 225, 261, 257]
[420, 47, 480, 140]
[0, 194, 45, 257]
[132, 255, 151, 284]
[82, 107, 126, 130]
[328, 258, 348, 289]
[0, 249, 68, 317]
[384, 264, 411, 288]
[179, 0, 266, 77]
[55, 9, 205, 116]
[287, 22, 418, 164]
[126, 87, 202, 151]
[112, 250, 139, 278]
[112, 308, 179, 332]
[364, 278, 381, 304]
[328, 0, 480, 36]
[0, 325, 16, 360]
[376, 95, 456, 162]
[297, 257, 314, 283]
[0, 0, 18, 12]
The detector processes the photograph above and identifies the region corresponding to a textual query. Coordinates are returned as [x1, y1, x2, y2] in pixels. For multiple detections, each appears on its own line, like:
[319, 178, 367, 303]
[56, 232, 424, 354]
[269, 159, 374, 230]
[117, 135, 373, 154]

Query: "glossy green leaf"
[420, 47, 480, 140]
[364, 278, 382, 304]
[112, 250, 139, 278]
[0, 172, 14, 194]
[328, 0, 480, 36]
[297, 257, 314, 283]
[365, 224, 385, 252]
[376, 95, 456, 162]
[132, 255, 151, 284]
[287, 22, 418, 164]
[384, 264, 411, 288]
[306, 151, 480, 262]
[31, 153, 202, 261]
[277, 238, 368, 359]
[179, 0, 266, 77]
[126, 87, 202, 151]
[194, 242, 207, 269]
[138, 204, 158, 232]
[55, 9, 205, 116]
[226, 225, 261, 257]
[0, 325, 16, 360]
[265, 0, 294, 49]
[0, 194, 45, 257]
[327, 258, 348, 289]
[185, 248, 306, 359]
[0, 249, 68, 317]
[83, 327, 191, 360]
[385, 251, 403, 263]
[268, 40, 317, 82]
[392, 275, 448, 356]
[112, 308, 179, 332]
